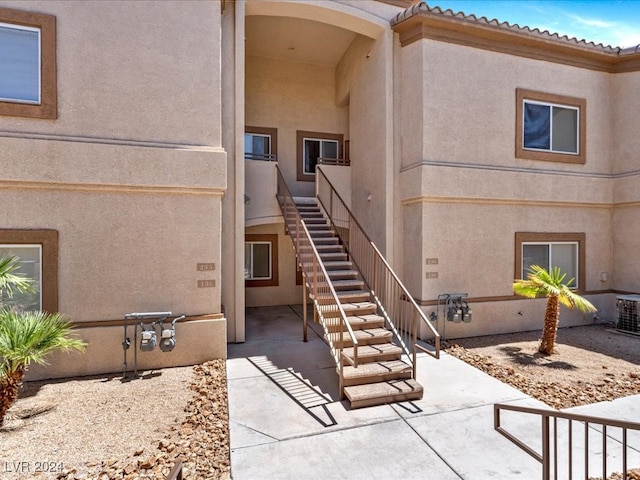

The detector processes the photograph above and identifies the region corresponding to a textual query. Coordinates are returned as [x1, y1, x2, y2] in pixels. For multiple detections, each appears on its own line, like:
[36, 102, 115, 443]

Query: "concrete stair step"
[293, 197, 318, 206]
[327, 269, 358, 280]
[335, 289, 370, 303]
[304, 218, 329, 225]
[319, 252, 348, 261]
[305, 224, 331, 231]
[314, 245, 344, 254]
[320, 304, 378, 321]
[312, 237, 339, 245]
[315, 290, 370, 305]
[326, 279, 365, 291]
[341, 343, 402, 364]
[310, 230, 335, 238]
[324, 313, 384, 331]
[344, 378, 423, 409]
[323, 260, 354, 270]
[341, 303, 377, 317]
[341, 360, 413, 387]
[331, 327, 393, 347]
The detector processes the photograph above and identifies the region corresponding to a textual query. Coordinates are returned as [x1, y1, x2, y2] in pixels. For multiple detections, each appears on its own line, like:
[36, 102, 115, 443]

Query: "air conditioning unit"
[616, 295, 640, 334]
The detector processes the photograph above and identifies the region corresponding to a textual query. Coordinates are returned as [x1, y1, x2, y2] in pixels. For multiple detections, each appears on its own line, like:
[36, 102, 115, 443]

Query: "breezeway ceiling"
[245, 15, 357, 66]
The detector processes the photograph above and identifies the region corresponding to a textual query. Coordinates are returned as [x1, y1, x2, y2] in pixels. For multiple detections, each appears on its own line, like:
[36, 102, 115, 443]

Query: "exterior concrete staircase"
[295, 198, 423, 409]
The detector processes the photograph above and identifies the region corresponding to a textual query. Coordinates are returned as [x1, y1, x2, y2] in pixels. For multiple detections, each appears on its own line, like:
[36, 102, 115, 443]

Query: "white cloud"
[566, 13, 616, 30]
[539, 9, 640, 47]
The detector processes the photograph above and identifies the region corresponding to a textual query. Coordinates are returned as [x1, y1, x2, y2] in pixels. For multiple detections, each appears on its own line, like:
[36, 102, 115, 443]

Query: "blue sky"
[426, 1, 640, 48]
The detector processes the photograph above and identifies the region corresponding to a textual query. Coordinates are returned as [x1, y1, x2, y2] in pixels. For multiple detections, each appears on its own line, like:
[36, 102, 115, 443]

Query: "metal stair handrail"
[494, 402, 640, 480]
[276, 167, 359, 396]
[316, 167, 440, 377]
[166, 460, 183, 480]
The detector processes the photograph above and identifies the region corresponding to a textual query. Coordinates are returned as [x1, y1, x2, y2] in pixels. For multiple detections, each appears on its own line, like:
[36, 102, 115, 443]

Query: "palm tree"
[513, 265, 596, 355]
[0, 256, 86, 427]
[0, 256, 33, 308]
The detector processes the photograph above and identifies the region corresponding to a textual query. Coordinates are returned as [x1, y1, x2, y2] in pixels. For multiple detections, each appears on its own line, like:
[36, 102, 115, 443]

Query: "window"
[0, 229, 58, 312]
[245, 234, 278, 287]
[0, 7, 56, 119]
[515, 233, 585, 290]
[245, 126, 277, 161]
[516, 89, 585, 164]
[296, 130, 343, 181]
[0, 244, 42, 311]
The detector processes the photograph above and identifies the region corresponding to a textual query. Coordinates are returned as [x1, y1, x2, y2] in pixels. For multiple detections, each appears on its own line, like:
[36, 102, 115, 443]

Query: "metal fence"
[495, 403, 640, 480]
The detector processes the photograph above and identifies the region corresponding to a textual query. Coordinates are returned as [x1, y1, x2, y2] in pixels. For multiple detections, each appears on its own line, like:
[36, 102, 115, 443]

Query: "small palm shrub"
[0, 256, 86, 427]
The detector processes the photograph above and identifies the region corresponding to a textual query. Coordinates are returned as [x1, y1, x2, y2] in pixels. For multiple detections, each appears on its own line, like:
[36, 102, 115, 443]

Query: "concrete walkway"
[227, 305, 640, 480]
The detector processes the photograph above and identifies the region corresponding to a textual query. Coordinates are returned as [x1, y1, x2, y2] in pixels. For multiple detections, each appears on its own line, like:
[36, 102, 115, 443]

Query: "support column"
[221, 0, 246, 342]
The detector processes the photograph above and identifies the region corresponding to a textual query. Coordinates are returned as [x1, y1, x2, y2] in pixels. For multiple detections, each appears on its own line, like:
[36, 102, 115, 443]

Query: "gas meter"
[159, 315, 184, 352]
[140, 322, 157, 352]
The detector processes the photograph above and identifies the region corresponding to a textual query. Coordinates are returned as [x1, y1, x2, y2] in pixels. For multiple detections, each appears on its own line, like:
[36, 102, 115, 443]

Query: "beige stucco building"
[1, 0, 639, 380]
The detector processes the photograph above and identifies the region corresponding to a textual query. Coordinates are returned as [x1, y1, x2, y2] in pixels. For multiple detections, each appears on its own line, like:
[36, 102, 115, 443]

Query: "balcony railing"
[276, 166, 359, 397]
[316, 167, 440, 378]
[245, 152, 277, 162]
[495, 403, 640, 480]
[318, 157, 350, 167]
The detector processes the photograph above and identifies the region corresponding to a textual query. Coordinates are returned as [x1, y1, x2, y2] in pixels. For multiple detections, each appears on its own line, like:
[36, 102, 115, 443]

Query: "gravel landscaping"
[1, 322, 639, 479]
[446, 323, 640, 409]
[1, 360, 229, 480]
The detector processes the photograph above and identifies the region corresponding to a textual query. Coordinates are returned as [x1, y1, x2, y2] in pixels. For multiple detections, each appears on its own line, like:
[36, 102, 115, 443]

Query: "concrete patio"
[227, 305, 640, 480]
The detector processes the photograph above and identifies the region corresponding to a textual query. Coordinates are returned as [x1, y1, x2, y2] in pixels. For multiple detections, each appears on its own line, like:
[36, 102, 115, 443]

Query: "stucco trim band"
[0, 179, 225, 197]
[401, 195, 612, 210]
[416, 290, 614, 306]
[0, 130, 225, 152]
[71, 313, 225, 329]
[401, 159, 613, 179]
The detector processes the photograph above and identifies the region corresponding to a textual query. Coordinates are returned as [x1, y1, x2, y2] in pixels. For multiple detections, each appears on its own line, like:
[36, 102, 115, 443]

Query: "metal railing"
[276, 166, 359, 397]
[316, 167, 440, 379]
[166, 459, 183, 480]
[495, 403, 640, 480]
[245, 152, 277, 162]
[318, 157, 350, 167]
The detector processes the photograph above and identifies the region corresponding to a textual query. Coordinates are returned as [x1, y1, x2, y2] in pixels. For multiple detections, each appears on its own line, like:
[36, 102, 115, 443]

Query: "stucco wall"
[27, 317, 227, 381]
[611, 71, 640, 292]
[348, 30, 395, 255]
[245, 54, 349, 197]
[0, 1, 228, 375]
[400, 38, 620, 335]
[317, 165, 352, 209]
[417, 40, 613, 173]
[0, 0, 222, 144]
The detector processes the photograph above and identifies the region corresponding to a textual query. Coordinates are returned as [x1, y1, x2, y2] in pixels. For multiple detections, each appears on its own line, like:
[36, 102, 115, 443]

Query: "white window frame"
[522, 99, 580, 155]
[0, 243, 42, 310]
[245, 241, 272, 281]
[0, 21, 42, 104]
[521, 241, 579, 288]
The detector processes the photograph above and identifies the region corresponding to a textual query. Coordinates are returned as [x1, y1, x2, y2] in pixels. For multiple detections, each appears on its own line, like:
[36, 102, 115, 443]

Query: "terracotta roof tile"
[391, 2, 637, 55]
